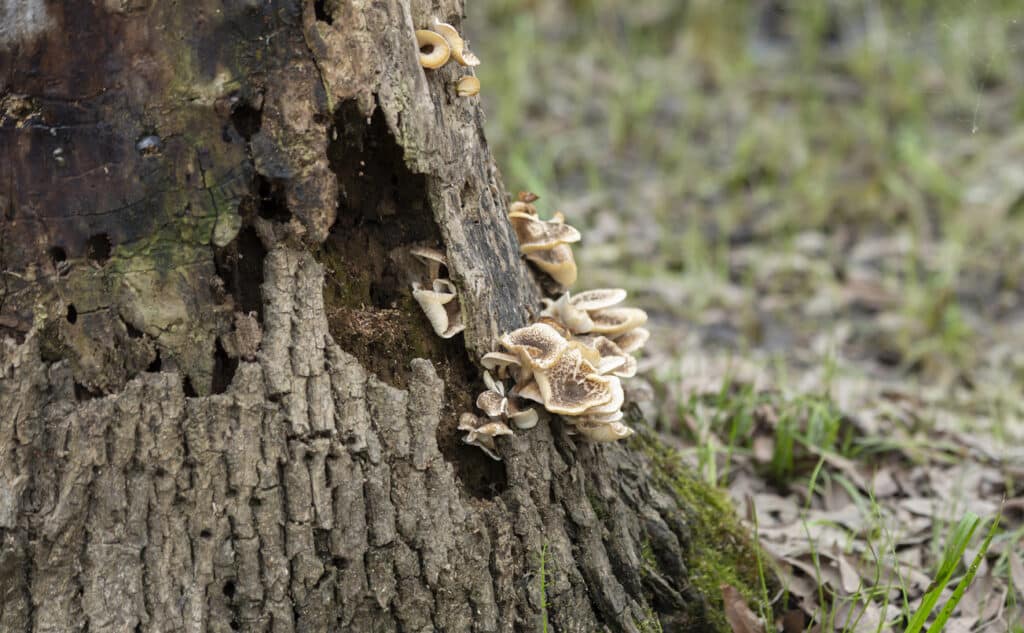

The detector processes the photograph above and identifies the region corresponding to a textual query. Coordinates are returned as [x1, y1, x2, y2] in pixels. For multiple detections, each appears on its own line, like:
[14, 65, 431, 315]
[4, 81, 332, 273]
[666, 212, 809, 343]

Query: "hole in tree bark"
[222, 581, 236, 598]
[182, 376, 198, 398]
[146, 350, 162, 372]
[214, 225, 266, 319]
[255, 175, 291, 222]
[230, 100, 262, 141]
[74, 382, 100, 401]
[48, 245, 66, 263]
[66, 304, 77, 324]
[210, 339, 237, 394]
[85, 233, 112, 263]
[313, 0, 333, 24]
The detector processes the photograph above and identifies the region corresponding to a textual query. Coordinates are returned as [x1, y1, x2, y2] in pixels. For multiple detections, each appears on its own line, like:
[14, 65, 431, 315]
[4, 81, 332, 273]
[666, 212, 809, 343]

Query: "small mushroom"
[588, 307, 648, 335]
[525, 244, 578, 287]
[416, 30, 451, 69]
[509, 200, 537, 217]
[481, 351, 520, 380]
[541, 293, 594, 333]
[571, 288, 627, 312]
[476, 389, 508, 419]
[587, 336, 637, 378]
[431, 20, 481, 66]
[518, 191, 539, 203]
[507, 398, 539, 430]
[500, 322, 569, 370]
[574, 420, 635, 443]
[410, 246, 448, 280]
[458, 413, 512, 460]
[456, 75, 480, 97]
[532, 347, 616, 415]
[613, 327, 650, 354]
[575, 375, 624, 418]
[513, 379, 545, 405]
[412, 279, 464, 339]
[508, 213, 581, 254]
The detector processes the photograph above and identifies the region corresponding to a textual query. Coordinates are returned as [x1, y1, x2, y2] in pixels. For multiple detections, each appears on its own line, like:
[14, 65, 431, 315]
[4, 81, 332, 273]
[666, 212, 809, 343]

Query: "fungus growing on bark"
[456, 75, 480, 97]
[409, 247, 464, 339]
[507, 194, 581, 288]
[416, 30, 451, 69]
[458, 413, 512, 461]
[431, 20, 481, 67]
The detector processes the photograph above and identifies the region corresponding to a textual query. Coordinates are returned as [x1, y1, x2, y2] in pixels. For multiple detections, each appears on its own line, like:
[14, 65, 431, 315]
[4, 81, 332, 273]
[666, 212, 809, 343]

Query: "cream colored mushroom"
[509, 213, 581, 254]
[412, 279, 456, 337]
[500, 322, 569, 370]
[507, 399, 539, 430]
[525, 244, 577, 287]
[431, 20, 481, 66]
[416, 30, 451, 69]
[476, 389, 508, 419]
[458, 412, 512, 460]
[541, 293, 594, 333]
[574, 375, 624, 417]
[574, 420, 635, 442]
[456, 75, 480, 97]
[586, 336, 637, 378]
[410, 246, 448, 280]
[571, 288, 627, 312]
[531, 347, 616, 416]
[480, 351, 520, 380]
[513, 379, 544, 405]
[508, 200, 537, 217]
[613, 327, 650, 354]
[588, 306, 648, 335]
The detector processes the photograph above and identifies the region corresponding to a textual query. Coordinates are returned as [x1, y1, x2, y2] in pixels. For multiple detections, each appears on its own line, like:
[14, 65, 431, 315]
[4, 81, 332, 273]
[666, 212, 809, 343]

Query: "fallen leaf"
[721, 584, 765, 633]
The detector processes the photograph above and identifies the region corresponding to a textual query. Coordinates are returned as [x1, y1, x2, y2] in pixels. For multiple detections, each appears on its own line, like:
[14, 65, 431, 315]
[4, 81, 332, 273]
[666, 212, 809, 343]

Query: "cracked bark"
[1, 1, 763, 632]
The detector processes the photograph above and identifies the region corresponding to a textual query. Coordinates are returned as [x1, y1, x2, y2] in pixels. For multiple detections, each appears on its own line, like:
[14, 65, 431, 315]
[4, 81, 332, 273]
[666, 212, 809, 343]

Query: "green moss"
[633, 430, 774, 632]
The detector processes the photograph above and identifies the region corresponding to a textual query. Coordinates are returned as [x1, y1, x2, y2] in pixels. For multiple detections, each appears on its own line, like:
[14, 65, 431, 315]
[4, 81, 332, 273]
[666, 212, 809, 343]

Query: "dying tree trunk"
[0, 2, 764, 632]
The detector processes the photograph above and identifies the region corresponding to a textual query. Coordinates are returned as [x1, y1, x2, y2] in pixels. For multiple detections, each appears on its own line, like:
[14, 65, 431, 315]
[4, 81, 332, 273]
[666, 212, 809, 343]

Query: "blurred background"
[470, 2, 1024, 627]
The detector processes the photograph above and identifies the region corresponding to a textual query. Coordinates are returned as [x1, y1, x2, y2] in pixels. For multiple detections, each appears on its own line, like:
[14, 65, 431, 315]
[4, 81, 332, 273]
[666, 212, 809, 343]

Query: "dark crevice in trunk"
[85, 233, 111, 264]
[214, 225, 266, 320]
[210, 338, 238, 394]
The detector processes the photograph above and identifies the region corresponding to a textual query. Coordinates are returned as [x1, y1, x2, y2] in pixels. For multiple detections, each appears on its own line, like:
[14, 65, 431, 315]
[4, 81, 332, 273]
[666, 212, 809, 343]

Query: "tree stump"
[0, 1, 766, 631]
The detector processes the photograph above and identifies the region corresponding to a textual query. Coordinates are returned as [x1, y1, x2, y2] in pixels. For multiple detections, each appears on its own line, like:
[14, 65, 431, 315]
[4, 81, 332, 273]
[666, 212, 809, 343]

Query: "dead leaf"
[721, 584, 765, 633]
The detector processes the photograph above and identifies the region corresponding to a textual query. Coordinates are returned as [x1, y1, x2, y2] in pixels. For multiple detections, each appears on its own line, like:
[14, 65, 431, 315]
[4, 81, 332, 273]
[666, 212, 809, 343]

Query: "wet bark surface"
[0, 1, 763, 631]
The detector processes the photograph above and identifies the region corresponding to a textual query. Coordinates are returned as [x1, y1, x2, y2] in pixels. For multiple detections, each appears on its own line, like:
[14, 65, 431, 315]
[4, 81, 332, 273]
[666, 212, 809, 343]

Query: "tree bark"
[0, 2, 765, 632]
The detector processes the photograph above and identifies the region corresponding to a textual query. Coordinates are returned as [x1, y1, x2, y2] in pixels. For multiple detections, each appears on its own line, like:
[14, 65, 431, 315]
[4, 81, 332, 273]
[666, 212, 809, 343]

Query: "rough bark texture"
[1, 1, 764, 632]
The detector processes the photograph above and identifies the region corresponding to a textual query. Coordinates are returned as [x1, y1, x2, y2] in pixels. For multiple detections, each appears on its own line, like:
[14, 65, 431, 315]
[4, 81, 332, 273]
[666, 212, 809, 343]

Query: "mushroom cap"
[456, 75, 480, 97]
[613, 327, 650, 354]
[415, 30, 451, 69]
[431, 21, 480, 66]
[410, 246, 448, 268]
[543, 293, 594, 333]
[525, 244, 578, 287]
[509, 407, 539, 430]
[535, 316, 573, 339]
[476, 421, 514, 437]
[533, 347, 615, 415]
[574, 421, 634, 442]
[508, 201, 537, 216]
[571, 288, 628, 312]
[576, 375, 623, 417]
[509, 215, 581, 253]
[586, 336, 637, 378]
[513, 379, 544, 404]
[476, 390, 508, 418]
[482, 370, 505, 396]
[500, 323, 569, 370]
[577, 409, 625, 424]
[412, 281, 458, 338]
[588, 307, 648, 335]
[518, 191, 540, 203]
[481, 351, 520, 371]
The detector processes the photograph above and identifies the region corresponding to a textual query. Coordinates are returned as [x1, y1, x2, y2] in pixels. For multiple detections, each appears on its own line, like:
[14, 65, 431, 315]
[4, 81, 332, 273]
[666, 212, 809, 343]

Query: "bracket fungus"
[456, 75, 480, 97]
[507, 193, 581, 288]
[432, 20, 481, 67]
[409, 247, 465, 339]
[415, 30, 451, 69]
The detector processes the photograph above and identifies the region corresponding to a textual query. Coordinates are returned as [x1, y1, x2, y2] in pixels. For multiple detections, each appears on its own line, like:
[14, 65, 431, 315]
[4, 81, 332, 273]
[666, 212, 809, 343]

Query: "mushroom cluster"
[459, 289, 649, 457]
[507, 193, 582, 287]
[458, 370, 538, 459]
[410, 247, 465, 339]
[415, 20, 480, 97]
